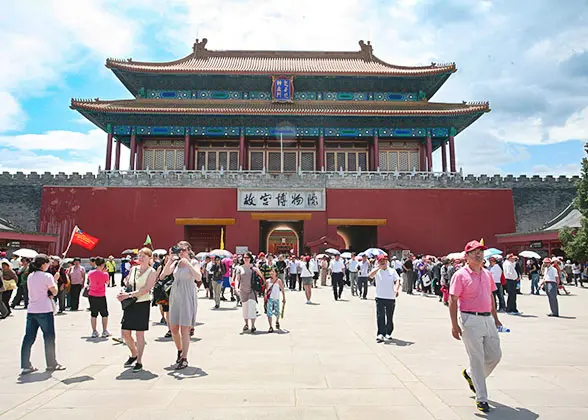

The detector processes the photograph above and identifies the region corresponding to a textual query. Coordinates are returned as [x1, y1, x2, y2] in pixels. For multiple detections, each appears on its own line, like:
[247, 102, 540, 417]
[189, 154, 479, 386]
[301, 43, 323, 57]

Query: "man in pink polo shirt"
[449, 240, 503, 413]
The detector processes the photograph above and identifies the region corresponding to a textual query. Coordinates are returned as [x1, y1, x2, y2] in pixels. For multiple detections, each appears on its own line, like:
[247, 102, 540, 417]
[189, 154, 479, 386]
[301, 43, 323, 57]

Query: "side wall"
[39, 187, 515, 257]
[0, 185, 43, 231]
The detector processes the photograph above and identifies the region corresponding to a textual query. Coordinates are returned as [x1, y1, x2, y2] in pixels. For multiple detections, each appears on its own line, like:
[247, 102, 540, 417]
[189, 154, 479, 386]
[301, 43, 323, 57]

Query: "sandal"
[164, 330, 172, 338]
[268, 327, 274, 333]
[176, 350, 183, 364]
[46, 364, 66, 372]
[251, 326, 257, 333]
[190, 328, 194, 336]
[175, 358, 188, 370]
[242, 324, 249, 332]
[20, 367, 38, 375]
[276, 321, 280, 330]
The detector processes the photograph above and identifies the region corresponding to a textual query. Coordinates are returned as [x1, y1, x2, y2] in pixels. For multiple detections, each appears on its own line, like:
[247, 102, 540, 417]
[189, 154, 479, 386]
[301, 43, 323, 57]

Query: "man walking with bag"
[449, 240, 503, 413]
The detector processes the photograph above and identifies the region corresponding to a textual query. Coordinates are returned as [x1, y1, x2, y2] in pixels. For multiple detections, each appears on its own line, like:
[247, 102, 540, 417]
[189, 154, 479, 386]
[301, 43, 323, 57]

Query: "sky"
[0, 0, 587, 176]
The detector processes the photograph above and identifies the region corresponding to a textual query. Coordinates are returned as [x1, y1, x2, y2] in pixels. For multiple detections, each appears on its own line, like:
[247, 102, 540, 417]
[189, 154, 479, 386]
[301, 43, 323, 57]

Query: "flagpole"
[62, 224, 78, 257]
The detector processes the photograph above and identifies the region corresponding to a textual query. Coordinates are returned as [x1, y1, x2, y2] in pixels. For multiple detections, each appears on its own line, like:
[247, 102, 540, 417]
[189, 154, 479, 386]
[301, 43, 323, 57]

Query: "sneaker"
[164, 330, 172, 338]
[101, 330, 111, 338]
[230, 296, 236, 302]
[132, 363, 143, 373]
[251, 326, 257, 333]
[376, 334, 385, 343]
[384, 334, 392, 340]
[160, 317, 166, 325]
[124, 356, 137, 367]
[306, 300, 311, 304]
[462, 369, 476, 394]
[476, 401, 490, 413]
[276, 321, 280, 329]
[214, 304, 220, 309]
[268, 327, 274, 333]
[91, 330, 99, 338]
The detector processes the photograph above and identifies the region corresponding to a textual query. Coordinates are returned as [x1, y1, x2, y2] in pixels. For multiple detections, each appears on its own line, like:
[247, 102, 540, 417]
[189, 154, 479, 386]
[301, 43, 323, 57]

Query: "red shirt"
[449, 265, 497, 312]
[88, 270, 109, 297]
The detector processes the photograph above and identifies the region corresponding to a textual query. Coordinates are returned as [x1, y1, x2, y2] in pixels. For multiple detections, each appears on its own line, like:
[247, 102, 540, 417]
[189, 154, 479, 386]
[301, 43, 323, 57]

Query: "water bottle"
[497, 326, 510, 333]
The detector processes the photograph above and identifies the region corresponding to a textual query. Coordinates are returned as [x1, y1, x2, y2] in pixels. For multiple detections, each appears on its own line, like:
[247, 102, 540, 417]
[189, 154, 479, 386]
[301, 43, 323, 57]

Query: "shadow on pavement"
[166, 367, 208, 380]
[484, 400, 539, 420]
[17, 371, 53, 383]
[61, 375, 94, 385]
[210, 307, 238, 311]
[556, 315, 576, 319]
[385, 338, 415, 346]
[116, 369, 159, 381]
[81, 336, 110, 343]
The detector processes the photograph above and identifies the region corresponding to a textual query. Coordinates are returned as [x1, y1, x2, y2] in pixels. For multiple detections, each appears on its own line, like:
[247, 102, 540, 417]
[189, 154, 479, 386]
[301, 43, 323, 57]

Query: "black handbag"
[121, 268, 138, 310]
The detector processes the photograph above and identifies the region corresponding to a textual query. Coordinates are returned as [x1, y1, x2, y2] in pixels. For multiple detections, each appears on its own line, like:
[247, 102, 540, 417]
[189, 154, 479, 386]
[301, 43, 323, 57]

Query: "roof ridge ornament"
[193, 38, 209, 56]
[358, 40, 373, 60]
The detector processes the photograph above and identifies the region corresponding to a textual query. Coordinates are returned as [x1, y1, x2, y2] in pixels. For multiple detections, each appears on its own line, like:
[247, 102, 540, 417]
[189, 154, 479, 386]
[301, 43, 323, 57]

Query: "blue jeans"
[21, 312, 57, 369]
[530, 273, 540, 294]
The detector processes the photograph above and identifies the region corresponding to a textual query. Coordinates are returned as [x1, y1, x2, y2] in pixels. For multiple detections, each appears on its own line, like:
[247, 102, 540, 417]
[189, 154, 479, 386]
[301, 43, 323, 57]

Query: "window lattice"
[410, 151, 419, 171]
[378, 152, 387, 170]
[218, 151, 228, 170]
[229, 151, 239, 170]
[347, 153, 357, 171]
[154, 150, 164, 169]
[250, 151, 264, 170]
[358, 153, 367, 170]
[268, 152, 281, 171]
[300, 152, 315, 171]
[165, 150, 175, 169]
[284, 152, 297, 172]
[207, 152, 217, 170]
[336, 153, 345, 171]
[398, 151, 409, 171]
[326, 152, 336, 171]
[197, 152, 206, 170]
[143, 150, 154, 169]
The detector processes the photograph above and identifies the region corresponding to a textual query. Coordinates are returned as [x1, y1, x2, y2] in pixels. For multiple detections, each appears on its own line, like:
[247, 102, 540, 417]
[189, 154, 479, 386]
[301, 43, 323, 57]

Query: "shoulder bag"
[121, 267, 138, 310]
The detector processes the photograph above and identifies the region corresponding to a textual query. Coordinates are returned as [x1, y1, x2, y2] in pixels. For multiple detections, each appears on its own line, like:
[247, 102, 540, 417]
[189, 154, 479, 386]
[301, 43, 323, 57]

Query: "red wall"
[39, 187, 515, 257]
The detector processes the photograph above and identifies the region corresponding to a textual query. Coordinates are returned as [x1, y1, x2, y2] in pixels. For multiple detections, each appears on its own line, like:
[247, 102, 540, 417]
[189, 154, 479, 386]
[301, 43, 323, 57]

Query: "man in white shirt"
[369, 254, 401, 342]
[347, 253, 359, 296]
[488, 257, 506, 312]
[539, 258, 559, 317]
[357, 254, 371, 299]
[329, 254, 346, 300]
[502, 254, 520, 314]
[287, 255, 299, 291]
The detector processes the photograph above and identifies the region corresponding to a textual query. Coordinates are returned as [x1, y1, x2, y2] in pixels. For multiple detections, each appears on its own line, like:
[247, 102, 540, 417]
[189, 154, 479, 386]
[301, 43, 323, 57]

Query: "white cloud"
[532, 164, 581, 177]
[0, 129, 104, 151]
[548, 107, 588, 143]
[0, 91, 25, 132]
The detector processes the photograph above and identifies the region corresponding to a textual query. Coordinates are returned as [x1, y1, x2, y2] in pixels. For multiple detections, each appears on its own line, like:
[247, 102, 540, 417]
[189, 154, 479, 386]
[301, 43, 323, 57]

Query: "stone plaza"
[1, 279, 587, 420]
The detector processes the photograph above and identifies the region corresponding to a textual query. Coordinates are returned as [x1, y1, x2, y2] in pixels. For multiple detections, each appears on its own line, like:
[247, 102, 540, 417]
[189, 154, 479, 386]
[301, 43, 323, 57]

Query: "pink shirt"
[27, 271, 56, 314]
[69, 265, 86, 285]
[449, 265, 497, 312]
[88, 270, 109, 297]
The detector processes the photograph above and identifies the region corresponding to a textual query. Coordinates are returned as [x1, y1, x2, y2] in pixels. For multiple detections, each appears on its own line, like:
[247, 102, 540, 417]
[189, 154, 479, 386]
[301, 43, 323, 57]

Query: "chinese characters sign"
[272, 76, 294, 102]
[238, 189, 325, 211]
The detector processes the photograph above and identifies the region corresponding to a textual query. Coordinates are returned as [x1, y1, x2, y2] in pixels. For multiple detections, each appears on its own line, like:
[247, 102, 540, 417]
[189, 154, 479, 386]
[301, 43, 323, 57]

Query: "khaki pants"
[213, 281, 223, 306]
[460, 313, 502, 403]
[320, 268, 328, 286]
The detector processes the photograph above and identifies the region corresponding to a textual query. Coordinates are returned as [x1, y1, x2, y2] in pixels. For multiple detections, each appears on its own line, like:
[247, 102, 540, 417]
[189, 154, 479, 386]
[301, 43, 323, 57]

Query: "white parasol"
[519, 250, 541, 259]
[324, 248, 340, 255]
[152, 249, 167, 256]
[13, 248, 38, 259]
[446, 251, 465, 260]
[340, 252, 352, 259]
[210, 249, 233, 258]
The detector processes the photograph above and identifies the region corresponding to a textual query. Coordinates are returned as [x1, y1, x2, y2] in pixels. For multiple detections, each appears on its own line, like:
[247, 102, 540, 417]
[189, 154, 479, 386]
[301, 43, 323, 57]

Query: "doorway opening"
[260, 220, 303, 255]
[184, 225, 223, 251]
[337, 225, 377, 252]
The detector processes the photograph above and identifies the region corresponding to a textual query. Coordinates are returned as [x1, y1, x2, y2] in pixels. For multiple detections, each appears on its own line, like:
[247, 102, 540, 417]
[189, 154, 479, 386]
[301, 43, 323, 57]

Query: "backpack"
[251, 270, 262, 293]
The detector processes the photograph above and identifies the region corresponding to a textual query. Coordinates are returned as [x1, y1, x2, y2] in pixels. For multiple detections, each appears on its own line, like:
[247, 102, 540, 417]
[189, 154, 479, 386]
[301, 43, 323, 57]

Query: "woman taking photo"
[20, 254, 65, 375]
[161, 241, 201, 370]
[116, 248, 157, 373]
[235, 252, 263, 333]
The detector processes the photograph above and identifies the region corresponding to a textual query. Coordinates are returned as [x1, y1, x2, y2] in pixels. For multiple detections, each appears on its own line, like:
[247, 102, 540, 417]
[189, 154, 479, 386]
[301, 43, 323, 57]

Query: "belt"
[461, 311, 491, 316]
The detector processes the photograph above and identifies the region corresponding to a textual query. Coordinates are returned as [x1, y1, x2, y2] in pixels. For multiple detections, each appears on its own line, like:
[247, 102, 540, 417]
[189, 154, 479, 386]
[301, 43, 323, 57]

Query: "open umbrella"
[363, 248, 386, 258]
[484, 248, 502, 258]
[13, 248, 38, 259]
[519, 250, 541, 259]
[340, 251, 352, 259]
[316, 254, 326, 259]
[324, 248, 340, 255]
[446, 251, 465, 260]
[210, 249, 233, 258]
[121, 249, 137, 255]
[153, 249, 167, 256]
[195, 252, 209, 260]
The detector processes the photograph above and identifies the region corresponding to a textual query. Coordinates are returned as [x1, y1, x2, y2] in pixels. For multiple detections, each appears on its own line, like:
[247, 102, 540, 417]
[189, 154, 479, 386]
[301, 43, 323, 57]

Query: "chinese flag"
[71, 226, 100, 251]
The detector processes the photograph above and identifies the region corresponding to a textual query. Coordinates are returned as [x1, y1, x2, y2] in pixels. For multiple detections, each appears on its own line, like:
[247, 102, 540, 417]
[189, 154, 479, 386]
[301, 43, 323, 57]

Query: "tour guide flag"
[70, 226, 99, 251]
[144, 234, 152, 248]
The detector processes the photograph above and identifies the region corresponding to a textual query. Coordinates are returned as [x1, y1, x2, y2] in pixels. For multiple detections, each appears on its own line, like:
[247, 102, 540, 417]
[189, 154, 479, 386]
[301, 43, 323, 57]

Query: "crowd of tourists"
[1, 243, 583, 413]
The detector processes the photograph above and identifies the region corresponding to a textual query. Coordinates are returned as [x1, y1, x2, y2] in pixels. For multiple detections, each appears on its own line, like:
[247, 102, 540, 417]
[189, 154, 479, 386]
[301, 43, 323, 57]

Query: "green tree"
[559, 153, 588, 261]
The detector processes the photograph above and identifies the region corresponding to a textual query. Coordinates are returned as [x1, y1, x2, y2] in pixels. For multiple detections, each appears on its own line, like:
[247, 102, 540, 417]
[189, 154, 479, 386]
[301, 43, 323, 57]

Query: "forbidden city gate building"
[63, 39, 499, 256]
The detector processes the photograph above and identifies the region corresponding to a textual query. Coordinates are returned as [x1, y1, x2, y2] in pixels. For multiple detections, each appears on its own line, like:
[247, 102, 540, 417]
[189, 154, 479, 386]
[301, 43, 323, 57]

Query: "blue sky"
[0, 0, 587, 175]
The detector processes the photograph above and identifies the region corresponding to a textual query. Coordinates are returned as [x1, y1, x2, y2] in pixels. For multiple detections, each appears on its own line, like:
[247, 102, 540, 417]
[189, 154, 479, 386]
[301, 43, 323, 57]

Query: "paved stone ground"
[1, 277, 587, 420]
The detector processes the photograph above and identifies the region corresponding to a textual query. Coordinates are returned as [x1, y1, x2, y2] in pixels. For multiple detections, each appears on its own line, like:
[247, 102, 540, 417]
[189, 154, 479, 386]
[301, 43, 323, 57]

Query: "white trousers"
[460, 313, 502, 402]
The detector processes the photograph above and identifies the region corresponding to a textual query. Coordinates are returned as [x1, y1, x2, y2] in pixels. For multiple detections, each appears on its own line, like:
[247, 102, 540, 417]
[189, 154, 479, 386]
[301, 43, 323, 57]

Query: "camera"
[171, 246, 181, 255]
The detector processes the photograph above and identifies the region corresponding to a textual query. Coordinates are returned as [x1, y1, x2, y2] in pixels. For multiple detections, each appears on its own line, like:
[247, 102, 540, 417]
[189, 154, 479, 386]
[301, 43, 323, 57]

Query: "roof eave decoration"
[105, 39, 457, 77]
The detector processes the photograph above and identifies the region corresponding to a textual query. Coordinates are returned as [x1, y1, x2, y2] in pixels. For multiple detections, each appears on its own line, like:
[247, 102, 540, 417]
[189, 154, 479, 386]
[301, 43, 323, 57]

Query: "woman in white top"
[265, 269, 286, 332]
[300, 257, 314, 304]
[116, 247, 157, 372]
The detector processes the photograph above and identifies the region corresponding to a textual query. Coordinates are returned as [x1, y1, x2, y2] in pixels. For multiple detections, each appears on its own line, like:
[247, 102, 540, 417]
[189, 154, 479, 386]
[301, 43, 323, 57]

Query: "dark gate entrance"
[184, 226, 222, 252]
[259, 220, 304, 255]
[337, 225, 377, 252]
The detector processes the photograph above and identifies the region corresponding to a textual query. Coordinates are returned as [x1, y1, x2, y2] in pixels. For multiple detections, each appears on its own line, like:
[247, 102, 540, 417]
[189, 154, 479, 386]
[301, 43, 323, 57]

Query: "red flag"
[71, 226, 99, 251]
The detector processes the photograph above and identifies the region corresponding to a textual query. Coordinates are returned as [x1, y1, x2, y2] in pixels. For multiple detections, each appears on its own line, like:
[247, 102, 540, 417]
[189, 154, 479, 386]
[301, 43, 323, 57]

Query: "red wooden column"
[114, 139, 121, 170]
[136, 140, 144, 170]
[184, 132, 190, 169]
[129, 131, 137, 170]
[419, 143, 426, 171]
[318, 131, 325, 171]
[441, 140, 448, 172]
[426, 131, 433, 172]
[373, 132, 380, 170]
[105, 130, 113, 171]
[239, 130, 245, 170]
[449, 129, 456, 172]
[189, 137, 196, 170]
